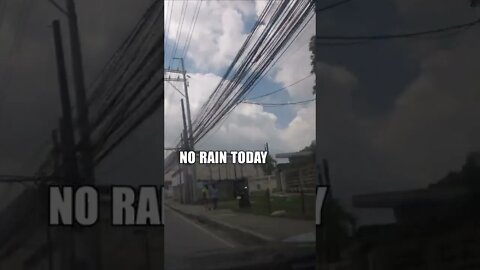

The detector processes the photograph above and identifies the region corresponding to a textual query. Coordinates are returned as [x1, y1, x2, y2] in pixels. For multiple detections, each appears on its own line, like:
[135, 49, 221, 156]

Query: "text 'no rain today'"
[179, 151, 269, 164]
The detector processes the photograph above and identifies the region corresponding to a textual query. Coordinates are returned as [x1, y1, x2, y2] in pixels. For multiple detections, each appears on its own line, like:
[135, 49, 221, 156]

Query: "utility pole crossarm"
[165, 147, 181, 151]
[167, 81, 185, 97]
[164, 78, 186, 82]
[164, 69, 186, 74]
[48, 0, 69, 16]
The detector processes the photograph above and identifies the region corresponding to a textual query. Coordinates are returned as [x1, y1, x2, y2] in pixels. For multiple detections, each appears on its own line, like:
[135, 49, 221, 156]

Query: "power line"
[243, 98, 315, 106]
[164, 0, 355, 171]
[89, 4, 163, 132]
[243, 10, 315, 105]
[182, 0, 202, 60]
[87, 0, 162, 105]
[317, 0, 354, 13]
[247, 74, 313, 100]
[35, 1, 165, 173]
[207, 0, 351, 108]
[88, 3, 164, 159]
[165, 0, 174, 47]
[94, 89, 163, 165]
[170, 0, 314, 170]
[168, 0, 188, 68]
[316, 18, 480, 41]
[192, 0, 315, 144]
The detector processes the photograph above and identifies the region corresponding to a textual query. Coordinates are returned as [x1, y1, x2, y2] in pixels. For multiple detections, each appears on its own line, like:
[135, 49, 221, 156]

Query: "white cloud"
[272, 19, 315, 99]
[164, 1, 317, 157]
[254, 0, 268, 18]
[165, 71, 315, 157]
[375, 31, 480, 188]
[314, 62, 384, 196]
[279, 102, 316, 150]
[165, 0, 255, 71]
[312, 31, 480, 207]
[164, 72, 221, 148]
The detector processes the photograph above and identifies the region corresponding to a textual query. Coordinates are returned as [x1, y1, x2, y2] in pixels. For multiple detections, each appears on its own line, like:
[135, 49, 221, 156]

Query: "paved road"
[165, 207, 234, 269]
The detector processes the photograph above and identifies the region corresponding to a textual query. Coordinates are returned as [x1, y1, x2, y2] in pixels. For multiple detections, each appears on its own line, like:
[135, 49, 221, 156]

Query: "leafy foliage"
[309, 36, 316, 95]
[432, 151, 480, 190]
[300, 140, 316, 152]
[262, 153, 277, 175]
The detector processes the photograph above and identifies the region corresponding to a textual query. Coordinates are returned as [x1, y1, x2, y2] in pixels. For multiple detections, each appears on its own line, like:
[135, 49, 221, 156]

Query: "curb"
[166, 204, 275, 245]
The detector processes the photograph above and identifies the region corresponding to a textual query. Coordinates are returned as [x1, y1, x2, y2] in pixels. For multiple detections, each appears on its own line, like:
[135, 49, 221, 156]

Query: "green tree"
[300, 140, 316, 152]
[262, 154, 277, 175]
[432, 151, 480, 190]
[309, 35, 317, 95]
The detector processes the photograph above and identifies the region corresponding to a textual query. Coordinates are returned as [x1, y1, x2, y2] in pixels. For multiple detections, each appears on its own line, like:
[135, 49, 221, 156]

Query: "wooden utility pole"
[264, 142, 272, 213]
[55, 0, 99, 267]
[64, 0, 95, 185]
[181, 99, 191, 203]
[51, 130, 61, 179]
[178, 146, 184, 204]
[53, 20, 79, 270]
[180, 132, 187, 204]
[173, 57, 197, 201]
[53, 20, 79, 185]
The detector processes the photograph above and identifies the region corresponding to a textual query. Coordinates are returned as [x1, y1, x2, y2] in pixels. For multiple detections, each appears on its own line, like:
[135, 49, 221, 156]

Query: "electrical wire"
[181, 0, 202, 60]
[164, 0, 317, 172]
[192, 0, 314, 144]
[316, 18, 480, 41]
[165, 0, 174, 47]
[36, 0, 165, 173]
[246, 74, 313, 100]
[168, 0, 188, 68]
[243, 98, 315, 106]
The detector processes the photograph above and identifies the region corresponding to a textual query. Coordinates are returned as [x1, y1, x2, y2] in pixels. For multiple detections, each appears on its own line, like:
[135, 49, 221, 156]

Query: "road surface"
[164, 207, 235, 269]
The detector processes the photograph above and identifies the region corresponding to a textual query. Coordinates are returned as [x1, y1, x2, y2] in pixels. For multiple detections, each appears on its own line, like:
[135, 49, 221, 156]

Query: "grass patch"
[218, 191, 315, 220]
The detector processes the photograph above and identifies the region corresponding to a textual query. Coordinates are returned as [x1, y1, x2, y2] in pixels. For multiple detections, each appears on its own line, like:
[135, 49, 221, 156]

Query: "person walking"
[201, 184, 210, 209]
[211, 184, 219, 210]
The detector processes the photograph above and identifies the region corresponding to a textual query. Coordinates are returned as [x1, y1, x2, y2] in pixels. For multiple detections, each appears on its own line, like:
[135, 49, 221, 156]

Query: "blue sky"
[0, 0, 479, 223]
[163, 0, 316, 156]
[163, 0, 480, 224]
[163, 18, 309, 130]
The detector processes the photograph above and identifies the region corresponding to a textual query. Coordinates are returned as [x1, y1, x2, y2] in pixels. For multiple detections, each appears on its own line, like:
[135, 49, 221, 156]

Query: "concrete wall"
[169, 155, 266, 193]
[248, 175, 278, 192]
[196, 162, 265, 181]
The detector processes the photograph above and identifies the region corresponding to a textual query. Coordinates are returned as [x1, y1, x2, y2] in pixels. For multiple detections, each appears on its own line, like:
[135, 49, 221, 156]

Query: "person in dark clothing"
[201, 184, 209, 209]
[210, 184, 219, 210]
